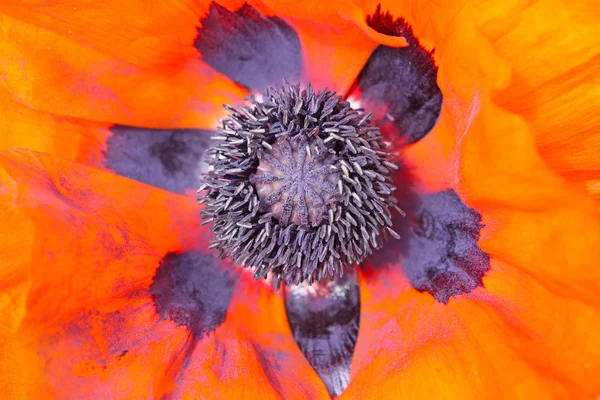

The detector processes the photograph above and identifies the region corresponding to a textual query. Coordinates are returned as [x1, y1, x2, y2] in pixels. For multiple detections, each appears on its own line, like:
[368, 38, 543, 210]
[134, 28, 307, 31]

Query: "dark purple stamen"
[198, 83, 403, 285]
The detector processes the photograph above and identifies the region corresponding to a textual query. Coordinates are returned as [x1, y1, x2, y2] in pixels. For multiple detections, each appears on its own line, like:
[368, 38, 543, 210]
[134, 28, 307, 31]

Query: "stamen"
[198, 83, 402, 285]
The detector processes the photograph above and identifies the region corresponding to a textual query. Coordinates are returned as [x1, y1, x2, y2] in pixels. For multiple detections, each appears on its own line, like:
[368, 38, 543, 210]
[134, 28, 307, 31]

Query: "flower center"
[250, 136, 340, 226]
[198, 83, 403, 285]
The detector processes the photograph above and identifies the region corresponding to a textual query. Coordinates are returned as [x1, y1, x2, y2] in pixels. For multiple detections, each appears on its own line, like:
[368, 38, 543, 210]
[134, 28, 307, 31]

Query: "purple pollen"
[198, 83, 403, 286]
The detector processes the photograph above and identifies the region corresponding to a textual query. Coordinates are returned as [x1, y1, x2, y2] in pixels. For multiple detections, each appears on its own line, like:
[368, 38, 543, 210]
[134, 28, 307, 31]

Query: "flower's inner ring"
[199, 83, 403, 285]
[251, 137, 341, 227]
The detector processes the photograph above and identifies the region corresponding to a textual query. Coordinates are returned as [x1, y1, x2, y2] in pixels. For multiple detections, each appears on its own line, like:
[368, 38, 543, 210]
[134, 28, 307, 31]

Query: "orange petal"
[439, 24, 600, 299]
[401, 109, 461, 192]
[0, 8, 245, 129]
[401, 13, 509, 191]
[362, 0, 600, 200]
[0, 149, 204, 396]
[459, 96, 600, 302]
[364, 0, 600, 300]
[0, 328, 52, 398]
[39, 299, 193, 398]
[289, 17, 383, 94]
[256, 0, 408, 47]
[0, 149, 325, 397]
[0, 94, 215, 194]
[0, 0, 206, 67]
[250, 0, 405, 94]
[342, 262, 600, 399]
[354, 0, 466, 52]
[30, 281, 328, 399]
[171, 273, 329, 399]
[0, 149, 205, 333]
[586, 179, 600, 208]
[0, 90, 110, 166]
[501, 55, 600, 200]
[340, 3, 600, 395]
[476, 0, 600, 199]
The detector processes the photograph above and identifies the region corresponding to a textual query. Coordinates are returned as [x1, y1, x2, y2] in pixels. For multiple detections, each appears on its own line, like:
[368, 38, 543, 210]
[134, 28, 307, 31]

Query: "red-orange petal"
[249, 0, 406, 95]
[0, 5, 245, 129]
[288, 17, 381, 95]
[0, 0, 397, 132]
[478, 0, 600, 201]
[368, 0, 600, 301]
[336, 1, 600, 396]
[0, 0, 203, 67]
[0, 95, 215, 194]
[0, 149, 204, 333]
[255, 0, 408, 47]
[171, 273, 329, 399]
[0, 149, 200, 396]
[501, 55, 600, 201]
[342, 261, 600, 399]
[0, 91, 110, 166]
[363, 0, 600, 201]
[0, 149, 325, 397]
[459, 97, 600, 303]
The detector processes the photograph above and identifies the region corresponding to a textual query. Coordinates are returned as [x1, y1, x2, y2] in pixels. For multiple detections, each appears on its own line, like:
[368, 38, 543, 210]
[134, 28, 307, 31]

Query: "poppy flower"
[1, 0, 599, 398]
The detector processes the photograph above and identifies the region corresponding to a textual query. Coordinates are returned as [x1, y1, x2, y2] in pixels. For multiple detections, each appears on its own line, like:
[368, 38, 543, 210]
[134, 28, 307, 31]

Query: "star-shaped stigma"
[250, 137, 341, 227]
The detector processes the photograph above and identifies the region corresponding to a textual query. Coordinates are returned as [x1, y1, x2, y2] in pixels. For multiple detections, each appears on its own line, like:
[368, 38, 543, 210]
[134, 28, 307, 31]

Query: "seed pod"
[198, 83, 402, 286]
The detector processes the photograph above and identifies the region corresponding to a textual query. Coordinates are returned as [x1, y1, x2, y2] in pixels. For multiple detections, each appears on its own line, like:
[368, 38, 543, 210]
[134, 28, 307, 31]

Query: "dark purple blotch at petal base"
[354, 6, 442, 145]
[196, 3, 302, 92]
[285, 273, 360, 397]
[104, 126, 212, 194]
[365, 188, 489, 303]
[150, 252, 237, 338]
[402, 190, 490, 303]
